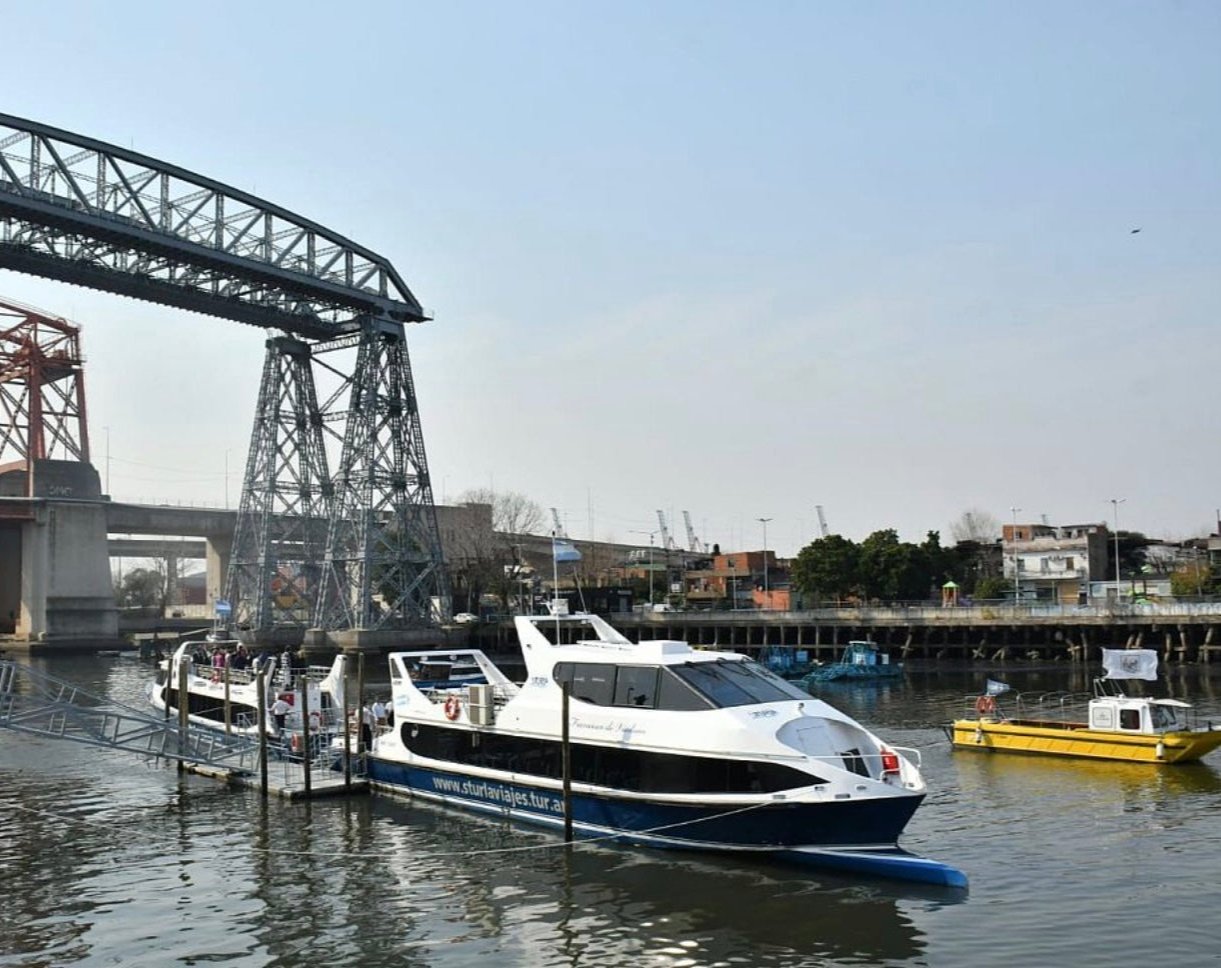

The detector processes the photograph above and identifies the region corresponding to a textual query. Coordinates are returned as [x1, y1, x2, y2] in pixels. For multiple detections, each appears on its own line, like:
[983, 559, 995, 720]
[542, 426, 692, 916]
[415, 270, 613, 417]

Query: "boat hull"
[948, 718, 1221, 764]
[367, 758, 924, 850]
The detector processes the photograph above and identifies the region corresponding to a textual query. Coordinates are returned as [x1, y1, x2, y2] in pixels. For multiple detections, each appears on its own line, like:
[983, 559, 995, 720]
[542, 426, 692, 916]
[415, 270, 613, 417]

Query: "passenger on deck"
[230, 646, 250, 671]
[360, 704, 376, 750]
[271, 695, 291, 736]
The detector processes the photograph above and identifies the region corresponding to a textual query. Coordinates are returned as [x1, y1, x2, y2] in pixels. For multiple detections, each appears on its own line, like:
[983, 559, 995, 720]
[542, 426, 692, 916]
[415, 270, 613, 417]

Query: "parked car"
[452, 612, 478, 624]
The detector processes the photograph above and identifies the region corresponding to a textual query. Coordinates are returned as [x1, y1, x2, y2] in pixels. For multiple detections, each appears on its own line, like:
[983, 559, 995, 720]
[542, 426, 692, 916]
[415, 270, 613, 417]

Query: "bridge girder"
[0, 113, 426, 338]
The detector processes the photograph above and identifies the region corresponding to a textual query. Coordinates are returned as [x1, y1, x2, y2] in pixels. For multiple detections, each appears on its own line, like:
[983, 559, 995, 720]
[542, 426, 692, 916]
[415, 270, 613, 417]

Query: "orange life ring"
[975, 695, 997, 716]
[443, 695, 461, 720]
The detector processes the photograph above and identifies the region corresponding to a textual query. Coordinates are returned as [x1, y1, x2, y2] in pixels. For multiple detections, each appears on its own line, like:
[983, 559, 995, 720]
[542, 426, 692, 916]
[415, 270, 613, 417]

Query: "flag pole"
[552, 531, 560, 641]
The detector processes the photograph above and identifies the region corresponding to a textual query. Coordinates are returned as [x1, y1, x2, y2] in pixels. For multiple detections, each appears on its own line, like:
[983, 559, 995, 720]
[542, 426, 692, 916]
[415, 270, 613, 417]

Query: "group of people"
[208, 644, 253, 670]
[357, 699, 393, 749]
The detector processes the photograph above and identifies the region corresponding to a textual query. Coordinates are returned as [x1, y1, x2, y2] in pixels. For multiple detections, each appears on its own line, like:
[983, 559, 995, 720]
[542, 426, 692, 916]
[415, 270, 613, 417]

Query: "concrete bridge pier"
[0, 461, 119, 649]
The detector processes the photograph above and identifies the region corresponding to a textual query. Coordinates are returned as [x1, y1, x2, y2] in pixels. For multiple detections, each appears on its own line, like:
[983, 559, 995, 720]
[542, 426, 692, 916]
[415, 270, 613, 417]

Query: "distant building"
[1003, 522, 1109, 604]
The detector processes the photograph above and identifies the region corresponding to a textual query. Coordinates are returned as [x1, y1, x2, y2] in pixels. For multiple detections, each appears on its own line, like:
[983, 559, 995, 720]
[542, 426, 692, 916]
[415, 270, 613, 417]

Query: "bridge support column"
[206, 532, 232, 618]
[14, 501, 117, 647]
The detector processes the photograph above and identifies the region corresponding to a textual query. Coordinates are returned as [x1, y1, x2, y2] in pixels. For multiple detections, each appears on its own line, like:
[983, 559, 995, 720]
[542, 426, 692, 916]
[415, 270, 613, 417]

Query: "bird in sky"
[1130, 228, 1142, 234]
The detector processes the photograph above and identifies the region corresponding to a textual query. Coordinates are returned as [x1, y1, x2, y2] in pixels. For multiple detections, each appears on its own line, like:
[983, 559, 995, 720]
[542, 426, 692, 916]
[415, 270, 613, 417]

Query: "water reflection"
[356, 796, 942, 967]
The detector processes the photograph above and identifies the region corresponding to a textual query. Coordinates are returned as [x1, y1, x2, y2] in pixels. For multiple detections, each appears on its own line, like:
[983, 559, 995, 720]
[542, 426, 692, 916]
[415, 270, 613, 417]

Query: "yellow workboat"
[947, 649, 1221, 765]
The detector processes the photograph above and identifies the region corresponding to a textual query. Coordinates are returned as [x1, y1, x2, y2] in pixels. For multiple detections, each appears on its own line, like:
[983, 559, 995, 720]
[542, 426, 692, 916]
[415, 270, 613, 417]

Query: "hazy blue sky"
[3, 2, 1219, 556]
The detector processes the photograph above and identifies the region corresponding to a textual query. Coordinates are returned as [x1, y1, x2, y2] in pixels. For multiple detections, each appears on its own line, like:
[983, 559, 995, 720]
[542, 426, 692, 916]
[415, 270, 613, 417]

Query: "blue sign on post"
[215, 599, 232, 617]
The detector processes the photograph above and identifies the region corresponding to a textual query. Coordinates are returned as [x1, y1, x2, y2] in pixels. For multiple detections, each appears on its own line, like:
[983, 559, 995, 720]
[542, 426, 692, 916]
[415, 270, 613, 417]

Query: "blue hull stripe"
[367, 759, 923, 849]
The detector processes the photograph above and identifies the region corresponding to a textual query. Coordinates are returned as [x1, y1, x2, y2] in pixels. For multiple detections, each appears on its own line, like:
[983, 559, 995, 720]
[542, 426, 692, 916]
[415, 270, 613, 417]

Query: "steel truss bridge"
[0, 113, 449, 635]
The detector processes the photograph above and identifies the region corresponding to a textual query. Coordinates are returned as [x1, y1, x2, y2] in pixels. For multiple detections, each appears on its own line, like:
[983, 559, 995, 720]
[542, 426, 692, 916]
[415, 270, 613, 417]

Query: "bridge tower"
[226, 336, 333, 637]
[315, 318, 449, 635]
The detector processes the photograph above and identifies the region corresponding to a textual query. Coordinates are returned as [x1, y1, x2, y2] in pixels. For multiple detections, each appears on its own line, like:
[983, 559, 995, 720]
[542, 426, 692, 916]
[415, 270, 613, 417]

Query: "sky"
[1, 1, 1219, 557]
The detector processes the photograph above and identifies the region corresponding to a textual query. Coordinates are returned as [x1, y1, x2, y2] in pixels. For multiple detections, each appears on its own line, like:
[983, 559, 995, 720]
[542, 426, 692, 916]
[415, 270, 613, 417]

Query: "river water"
[3, 653, 1221, 967]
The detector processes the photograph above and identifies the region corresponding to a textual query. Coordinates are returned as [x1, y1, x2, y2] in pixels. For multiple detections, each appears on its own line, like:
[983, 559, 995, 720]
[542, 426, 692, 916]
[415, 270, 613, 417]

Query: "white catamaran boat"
[365, 612, 965, 886]
[149, 635, 347, 743]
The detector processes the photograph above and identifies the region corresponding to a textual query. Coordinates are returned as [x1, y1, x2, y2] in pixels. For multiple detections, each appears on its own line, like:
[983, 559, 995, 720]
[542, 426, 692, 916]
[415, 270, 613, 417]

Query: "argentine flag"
[553, 541, 582, 563]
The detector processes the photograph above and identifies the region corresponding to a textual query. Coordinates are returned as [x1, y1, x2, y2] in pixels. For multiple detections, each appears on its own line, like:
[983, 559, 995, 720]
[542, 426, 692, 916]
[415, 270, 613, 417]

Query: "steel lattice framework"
[227, 336, 334, 631]
[0, 113, 424, 338]
[0, 114, 450, 634]
[316, 318, 448, 630]
[0, 297, 90, 476]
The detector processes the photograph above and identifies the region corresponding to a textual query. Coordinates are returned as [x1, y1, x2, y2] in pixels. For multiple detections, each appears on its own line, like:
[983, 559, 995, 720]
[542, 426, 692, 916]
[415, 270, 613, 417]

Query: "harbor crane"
[656, 510, 678, 551]
[816, 505, 830, 538]
[683, 510, 706, 554]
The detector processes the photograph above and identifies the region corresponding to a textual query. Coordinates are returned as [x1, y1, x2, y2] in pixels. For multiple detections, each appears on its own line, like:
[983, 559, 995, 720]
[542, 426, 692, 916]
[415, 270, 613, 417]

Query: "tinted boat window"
[673, 658, 809, 707]
[716, 659, 810, 702]
[570, 663, 615, 705]
[614, 666, 659, 708]
[657, 669, 715, 711]
[404, 724, 823, 792]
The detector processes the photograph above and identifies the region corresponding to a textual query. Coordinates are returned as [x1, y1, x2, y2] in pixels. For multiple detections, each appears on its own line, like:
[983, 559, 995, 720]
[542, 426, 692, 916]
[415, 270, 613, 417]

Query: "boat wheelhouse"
[801, 641, 904, 685]
[947, 649, 1221, 764]
[364, 612, 965, 886]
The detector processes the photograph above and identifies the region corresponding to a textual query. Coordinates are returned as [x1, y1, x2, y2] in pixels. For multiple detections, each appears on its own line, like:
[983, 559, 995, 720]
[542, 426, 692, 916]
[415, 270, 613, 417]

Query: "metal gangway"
[0, 659, 261, 771]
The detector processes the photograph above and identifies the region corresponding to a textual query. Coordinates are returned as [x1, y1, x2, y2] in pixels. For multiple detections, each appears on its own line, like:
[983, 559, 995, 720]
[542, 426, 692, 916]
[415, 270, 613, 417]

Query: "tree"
[791, 534, 861, 603]
[1170, 560, 1211, 598]
[115, 565, 167, 609]
[453, 488, 547, 613]
[858, 529, 931, 601]
[950, 509, 1000, 544]
[459, 487, 545, 536]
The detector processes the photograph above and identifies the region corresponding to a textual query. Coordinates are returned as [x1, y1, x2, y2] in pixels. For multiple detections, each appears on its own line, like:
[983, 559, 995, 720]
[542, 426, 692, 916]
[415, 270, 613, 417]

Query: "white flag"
[1101, 648, 1159, 681]
[986, 679, 1011, 696]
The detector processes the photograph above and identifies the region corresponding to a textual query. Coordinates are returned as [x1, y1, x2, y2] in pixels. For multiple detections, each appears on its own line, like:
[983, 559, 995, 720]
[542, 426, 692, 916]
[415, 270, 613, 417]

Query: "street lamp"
[756, 517, 773, 608]
[103, 425, 110, 494]
[1110, 498, 1126, 600]
[1010, 507, 1021, 605]
[629, 529, 657, 606]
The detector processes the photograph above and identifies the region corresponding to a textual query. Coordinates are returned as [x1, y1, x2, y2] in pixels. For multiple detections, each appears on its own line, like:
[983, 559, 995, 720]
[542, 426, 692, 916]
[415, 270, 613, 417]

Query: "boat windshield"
[672, 658, 810, 707]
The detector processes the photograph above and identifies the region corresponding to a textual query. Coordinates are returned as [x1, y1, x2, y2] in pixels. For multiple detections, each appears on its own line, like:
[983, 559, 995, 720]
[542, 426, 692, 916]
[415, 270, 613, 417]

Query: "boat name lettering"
[529, 676, 550, 687]
[569, 715, 640, 734]
[429, 776, 564, 814]
[749, 709, 778, 719]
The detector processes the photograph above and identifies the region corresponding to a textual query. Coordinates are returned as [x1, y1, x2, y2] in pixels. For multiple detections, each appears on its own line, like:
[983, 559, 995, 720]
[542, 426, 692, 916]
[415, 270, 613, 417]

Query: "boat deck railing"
[956, 690, 1091, 724]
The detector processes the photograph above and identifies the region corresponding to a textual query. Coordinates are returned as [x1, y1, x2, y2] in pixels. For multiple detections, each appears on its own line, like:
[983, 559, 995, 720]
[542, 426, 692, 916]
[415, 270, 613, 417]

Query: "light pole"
[1010, 507, 1021, 605]
[629, 530, 657, 606]
[103, 425, 110, 494]
[1110, 498, 1126, 601]
[756, 517, 773, 608]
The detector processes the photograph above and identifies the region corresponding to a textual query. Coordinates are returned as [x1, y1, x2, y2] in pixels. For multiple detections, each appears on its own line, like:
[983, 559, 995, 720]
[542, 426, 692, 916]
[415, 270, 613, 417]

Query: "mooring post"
[357, 652, 366, 762]
[300, 673, 312, 798]
[562, 683, 572, 843]
[177, 655, 189, 773]
[256, 667, 268, 797]
[224, 663, 231, 736]
[342, 656, 352, 789]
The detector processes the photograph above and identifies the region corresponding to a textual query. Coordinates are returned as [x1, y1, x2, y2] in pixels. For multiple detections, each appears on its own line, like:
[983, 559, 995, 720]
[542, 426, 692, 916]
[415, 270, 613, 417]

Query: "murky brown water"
[4, 653, 1221, 967]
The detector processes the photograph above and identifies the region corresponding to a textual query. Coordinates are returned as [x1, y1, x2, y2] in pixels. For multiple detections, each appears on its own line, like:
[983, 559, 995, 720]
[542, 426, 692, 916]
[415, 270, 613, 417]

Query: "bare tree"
[950, 509, 1001, 544]
[453, 489, 546, 612]
[458, 488, 546, 536]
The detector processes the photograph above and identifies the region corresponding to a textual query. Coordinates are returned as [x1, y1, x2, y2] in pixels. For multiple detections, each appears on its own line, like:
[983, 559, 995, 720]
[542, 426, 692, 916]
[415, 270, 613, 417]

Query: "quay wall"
[571, 603, 1221, 664]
